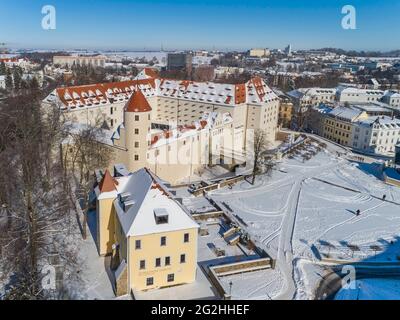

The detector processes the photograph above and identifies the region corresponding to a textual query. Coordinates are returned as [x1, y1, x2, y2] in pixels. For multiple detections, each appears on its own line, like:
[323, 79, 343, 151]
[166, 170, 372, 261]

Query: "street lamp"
[229, 281, 233, 296]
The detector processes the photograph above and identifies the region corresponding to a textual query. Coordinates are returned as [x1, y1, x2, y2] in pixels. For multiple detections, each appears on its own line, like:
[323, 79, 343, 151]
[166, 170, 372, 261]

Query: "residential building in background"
[352, 116, 400, 155]
[249, 48, 270, 58]
[53, 55, 107, 68]
[167, 53, 192, 73]
[336, 87, 385, 104]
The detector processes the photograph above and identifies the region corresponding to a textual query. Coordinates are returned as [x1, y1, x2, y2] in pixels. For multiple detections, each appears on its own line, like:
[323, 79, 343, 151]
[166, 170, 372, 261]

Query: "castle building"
[44, 75, 280, 184]
[94, 166, 199, 295]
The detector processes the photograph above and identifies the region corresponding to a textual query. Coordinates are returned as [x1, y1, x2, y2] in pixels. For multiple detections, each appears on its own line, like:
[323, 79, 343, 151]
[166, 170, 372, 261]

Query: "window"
[135, 142, 139, 148]
[167, 274, 175, 283]
[134, 155, 139, 161]
[140, 260, 146, 270]
[165, 256, 171, 266]
[155, 258, 161, 268]
[135, 115, 139, 121]
[184, 233, 190, 243]
[180, 254, 186, 264]
[135, 240, 141, 250]
[161, 236, 167, 246]
[135, 128, 139, 134]
[146, 277, 154, 286]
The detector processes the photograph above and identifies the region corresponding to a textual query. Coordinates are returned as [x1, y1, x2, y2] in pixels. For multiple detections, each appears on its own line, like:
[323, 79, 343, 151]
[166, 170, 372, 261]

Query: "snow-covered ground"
[219, 268, 284, 300]
[203, 143, 400, 299]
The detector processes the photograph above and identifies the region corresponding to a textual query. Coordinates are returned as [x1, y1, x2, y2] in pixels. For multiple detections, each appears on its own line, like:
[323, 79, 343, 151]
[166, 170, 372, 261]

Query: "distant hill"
[314, 48, 400, 57]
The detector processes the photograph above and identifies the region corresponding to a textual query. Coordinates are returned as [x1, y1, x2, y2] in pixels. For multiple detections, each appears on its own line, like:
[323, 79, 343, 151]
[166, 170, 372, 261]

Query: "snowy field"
[219, 268, 284, 300]
[204, 144, 400, 299]
[210, 149, 400, 262]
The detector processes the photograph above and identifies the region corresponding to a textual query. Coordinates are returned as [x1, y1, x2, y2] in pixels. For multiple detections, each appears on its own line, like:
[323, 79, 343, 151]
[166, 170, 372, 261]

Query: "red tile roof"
[144, 68, 159, 78]
[99, 169, 118, 193]
[125, 89, 152, 113]
[56, 79, 156, 107]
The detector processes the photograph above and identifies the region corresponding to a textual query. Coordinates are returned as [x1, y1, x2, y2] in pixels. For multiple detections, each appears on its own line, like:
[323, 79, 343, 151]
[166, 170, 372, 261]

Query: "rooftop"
[97, 168, 199, 237]
[47, 76, 278, 111]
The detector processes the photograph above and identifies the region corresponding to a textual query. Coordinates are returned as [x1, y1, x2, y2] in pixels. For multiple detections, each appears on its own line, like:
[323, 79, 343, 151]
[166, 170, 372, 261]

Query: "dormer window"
[154, 208, 169, 225]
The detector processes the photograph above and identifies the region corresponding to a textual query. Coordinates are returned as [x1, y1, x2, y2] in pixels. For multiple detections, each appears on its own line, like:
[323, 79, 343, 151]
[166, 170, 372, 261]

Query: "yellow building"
[278, 98, 294, 128]
[323, 106, 368, 147]
[94, 167, 199, 296]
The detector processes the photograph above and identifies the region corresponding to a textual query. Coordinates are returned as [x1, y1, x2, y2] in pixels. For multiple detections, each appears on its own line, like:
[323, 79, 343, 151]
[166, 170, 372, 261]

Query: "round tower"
[124, 89, 152, 172]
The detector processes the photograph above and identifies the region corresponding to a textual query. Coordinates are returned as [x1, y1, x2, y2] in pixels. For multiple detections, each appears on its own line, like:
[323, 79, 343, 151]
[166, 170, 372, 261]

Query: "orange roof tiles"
[125, 89, 152, 113]
[56, 79, 155, 107]
[99, 169, 118, 193]
[143, 68, 159, 78]
[235, 84, 246, 104]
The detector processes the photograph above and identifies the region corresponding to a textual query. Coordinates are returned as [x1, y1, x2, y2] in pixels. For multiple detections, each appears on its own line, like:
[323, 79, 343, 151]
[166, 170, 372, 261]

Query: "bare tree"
[64, 119, 115, 239]
[0, 91, 80, 300]
[251, 129, 270, 185]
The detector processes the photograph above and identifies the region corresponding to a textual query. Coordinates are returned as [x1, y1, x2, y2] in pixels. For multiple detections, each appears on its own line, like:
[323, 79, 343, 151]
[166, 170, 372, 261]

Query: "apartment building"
[287, 87, 337, 129]
[382, 91, 400, 108]
[249, 48, 270, 58]
[352, 116, 400, 155]
[323, 106, 368, 147]
[53, 55, 106, 68]
[94, 166, 198, 296]
[336, 86, 385, 104]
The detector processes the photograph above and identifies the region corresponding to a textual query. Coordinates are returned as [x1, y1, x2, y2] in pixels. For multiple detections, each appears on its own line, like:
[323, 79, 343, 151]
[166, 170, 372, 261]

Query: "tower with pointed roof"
[96, 169, 119, 255]
[124, 89, 152, 173]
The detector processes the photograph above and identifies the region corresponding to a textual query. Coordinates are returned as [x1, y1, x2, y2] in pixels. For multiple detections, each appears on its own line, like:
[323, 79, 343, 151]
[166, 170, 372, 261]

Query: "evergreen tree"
[13, 67, 21, 90]
[5, 69, 13, 90]
[30, 77, 39, 90]
[0, 61, 6, 75]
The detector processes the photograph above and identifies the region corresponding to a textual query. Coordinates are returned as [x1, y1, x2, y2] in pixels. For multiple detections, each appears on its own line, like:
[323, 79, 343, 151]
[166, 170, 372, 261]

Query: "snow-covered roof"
[48, 76, 278, 111]
[328, 106, 365, 121]
[112, 168, 199, 237]
[357, 116, 400, 129]
[287, 88, 337, 100]
[148, 111, 233, 148]
[336, 86, 384, 96]
[383, 90, 400, 98]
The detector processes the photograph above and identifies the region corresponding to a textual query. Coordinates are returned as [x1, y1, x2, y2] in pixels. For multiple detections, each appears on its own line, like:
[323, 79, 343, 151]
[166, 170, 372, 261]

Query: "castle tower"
[124, 89, 152, 172]
[96, 169, 118, 256]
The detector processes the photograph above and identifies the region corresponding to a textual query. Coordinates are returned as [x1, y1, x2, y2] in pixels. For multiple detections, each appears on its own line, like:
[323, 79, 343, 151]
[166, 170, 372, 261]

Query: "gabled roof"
[125, 89, 152, 113]
[114, 168, 198, 237]
[99, 169, 118, 193]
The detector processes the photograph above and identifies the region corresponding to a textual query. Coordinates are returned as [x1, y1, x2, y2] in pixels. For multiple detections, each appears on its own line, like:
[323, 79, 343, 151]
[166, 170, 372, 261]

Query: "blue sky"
[1, 0, 399, 51]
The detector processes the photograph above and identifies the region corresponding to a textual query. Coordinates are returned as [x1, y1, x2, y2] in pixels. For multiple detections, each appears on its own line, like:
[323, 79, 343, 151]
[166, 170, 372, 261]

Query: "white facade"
[382, 91, 400, 108]
[336, 87, 385, 104]
[352, 116, 400, 155]
[53, 55, 106, 68]
[249, 48, 270, 58]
